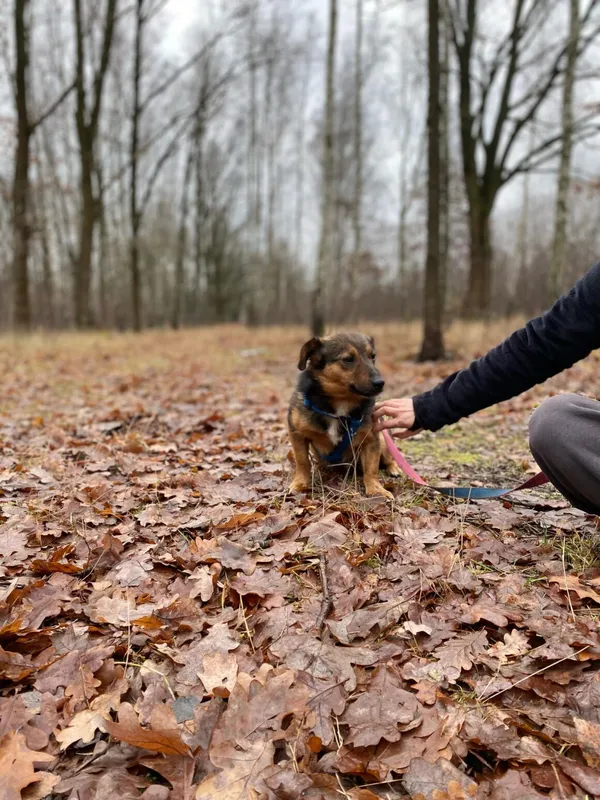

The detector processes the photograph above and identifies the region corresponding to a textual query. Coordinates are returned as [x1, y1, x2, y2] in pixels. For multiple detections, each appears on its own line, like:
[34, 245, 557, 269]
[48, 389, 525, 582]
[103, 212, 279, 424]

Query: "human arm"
[375, 262, 600, 433]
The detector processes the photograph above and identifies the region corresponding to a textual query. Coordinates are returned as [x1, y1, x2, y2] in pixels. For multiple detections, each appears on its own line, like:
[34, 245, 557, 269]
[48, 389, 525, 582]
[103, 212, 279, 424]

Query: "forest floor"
[2, 322, 600, 800]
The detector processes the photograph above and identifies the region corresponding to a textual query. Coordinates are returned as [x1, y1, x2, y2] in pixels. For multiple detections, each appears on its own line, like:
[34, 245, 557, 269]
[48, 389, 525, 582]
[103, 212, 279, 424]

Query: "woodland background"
[4, 0, 600, 354]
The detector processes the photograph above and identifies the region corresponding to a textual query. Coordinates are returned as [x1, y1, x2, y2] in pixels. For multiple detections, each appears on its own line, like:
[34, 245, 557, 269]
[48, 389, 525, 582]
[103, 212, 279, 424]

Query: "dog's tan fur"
[287, 333, 400, 498]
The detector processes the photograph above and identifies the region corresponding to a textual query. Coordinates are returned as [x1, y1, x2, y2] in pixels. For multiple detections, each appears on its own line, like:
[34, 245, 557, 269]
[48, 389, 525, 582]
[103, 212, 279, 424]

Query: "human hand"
[372, 398, 422, 439]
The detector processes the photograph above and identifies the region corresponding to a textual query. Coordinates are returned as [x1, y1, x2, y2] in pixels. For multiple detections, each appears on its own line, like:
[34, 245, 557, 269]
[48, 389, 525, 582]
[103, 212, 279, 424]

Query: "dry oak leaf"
[177, 623, 240, 686]
[341, 664, 421, 747]
[402, 757, 477, 800]
[212, 668, 311, 747]
[197, 538, 257, 575]
[214, 510, 266, 530]
[194, 738, 275, 799]
[0, 730, 55, 800]
[574, 716, 600, 769]
[548, 574, 600, 604]
[269, 634, 379, 691]
[485, 629, 531, 665]
[87, 589, 157, 626]
[430, 630, 489, 682]
[229, 568, 292, 599]
[302, 512, 350, 548]
[101, 702, 191, 756]
[198, 651, 238, 696]
[56, 670, 129, 750]
[328, 599, 409, 645]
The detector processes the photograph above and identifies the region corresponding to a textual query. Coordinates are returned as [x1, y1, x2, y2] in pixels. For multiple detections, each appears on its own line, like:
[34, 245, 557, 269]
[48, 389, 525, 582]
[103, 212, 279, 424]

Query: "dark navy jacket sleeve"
[412, 262, 600, 432]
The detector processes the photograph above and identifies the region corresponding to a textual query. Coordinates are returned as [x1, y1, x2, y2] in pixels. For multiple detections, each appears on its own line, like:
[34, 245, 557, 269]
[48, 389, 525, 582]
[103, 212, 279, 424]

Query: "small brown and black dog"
[287, 333, 400, 498]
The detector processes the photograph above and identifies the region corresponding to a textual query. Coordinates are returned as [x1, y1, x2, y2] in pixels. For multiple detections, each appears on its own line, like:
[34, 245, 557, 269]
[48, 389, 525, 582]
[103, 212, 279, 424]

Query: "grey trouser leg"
[529, 393, 600, 515]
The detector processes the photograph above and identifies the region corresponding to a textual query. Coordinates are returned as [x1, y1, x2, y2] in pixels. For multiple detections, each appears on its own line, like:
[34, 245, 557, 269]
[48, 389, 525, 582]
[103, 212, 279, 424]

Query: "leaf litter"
[1, 329, 600, 798]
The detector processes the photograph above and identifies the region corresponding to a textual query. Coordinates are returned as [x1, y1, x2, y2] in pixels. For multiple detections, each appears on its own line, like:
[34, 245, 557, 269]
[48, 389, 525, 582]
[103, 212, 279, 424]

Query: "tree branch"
[30, 80, 76, 133]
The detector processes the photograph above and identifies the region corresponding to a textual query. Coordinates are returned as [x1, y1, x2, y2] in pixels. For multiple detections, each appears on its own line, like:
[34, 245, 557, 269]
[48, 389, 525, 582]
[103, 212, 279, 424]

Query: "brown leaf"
[212, 667, 311, 747]
[328, 599, 409, 644]
[431, 630, 489, 681]
[269, 634, 379, 691]
[341, 665, 421, 747]
[0, 730, 55, 800]
[177, 623, 240, 687]
[485, 629, 530, 664]
[197, 652, 238, 696]
[302, 512, 349, 548]
[574, 716, 600, 768]
[558, 755, 600, 796]
[402, 757, 477, 799]
[548, 574, 600, 604]
[215, 510, 266, 530]
[229, 568, 292, 599]
[102, 702, 191, 756]
[194, 738, 274, 799]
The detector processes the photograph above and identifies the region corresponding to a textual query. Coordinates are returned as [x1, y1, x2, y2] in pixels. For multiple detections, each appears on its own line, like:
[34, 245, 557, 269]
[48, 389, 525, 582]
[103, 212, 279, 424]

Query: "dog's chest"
[327, 403, 353, 446]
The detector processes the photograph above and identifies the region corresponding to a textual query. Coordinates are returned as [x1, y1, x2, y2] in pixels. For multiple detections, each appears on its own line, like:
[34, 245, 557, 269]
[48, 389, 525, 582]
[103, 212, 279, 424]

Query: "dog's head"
[297, 333, 384, 400]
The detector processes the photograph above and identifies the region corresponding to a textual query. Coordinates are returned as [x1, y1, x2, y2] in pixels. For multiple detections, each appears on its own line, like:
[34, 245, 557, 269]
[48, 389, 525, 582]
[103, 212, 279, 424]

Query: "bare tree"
[419, 0, 445, 361]
[73, 0, 119, 328]
[11, 0, 73, 329]
[12, 0, 32, 329]
[448, 0, 600, 316]
[312, 0, 338, 337]
[348, 0, 364, 319]
[548, 0, 580, 303]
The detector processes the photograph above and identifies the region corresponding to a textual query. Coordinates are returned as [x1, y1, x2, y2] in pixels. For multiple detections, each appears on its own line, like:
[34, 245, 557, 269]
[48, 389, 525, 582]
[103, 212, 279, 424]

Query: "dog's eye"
[342, 354, 355, 364]
[371, 353, 376, 361]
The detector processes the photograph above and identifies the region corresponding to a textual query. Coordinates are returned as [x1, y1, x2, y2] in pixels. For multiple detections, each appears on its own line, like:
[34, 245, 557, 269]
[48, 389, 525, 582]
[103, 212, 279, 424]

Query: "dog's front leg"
[361, 435, 393, 499]
[289, 432, 311, 492]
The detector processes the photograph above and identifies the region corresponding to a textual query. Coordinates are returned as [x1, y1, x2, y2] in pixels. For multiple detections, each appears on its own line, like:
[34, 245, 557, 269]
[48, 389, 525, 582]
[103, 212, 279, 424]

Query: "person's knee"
[529, 394, 579, 461]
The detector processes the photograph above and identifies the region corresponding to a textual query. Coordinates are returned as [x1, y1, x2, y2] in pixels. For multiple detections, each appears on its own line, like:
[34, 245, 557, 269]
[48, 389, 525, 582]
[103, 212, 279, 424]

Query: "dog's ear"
[298, 337, 323, 370]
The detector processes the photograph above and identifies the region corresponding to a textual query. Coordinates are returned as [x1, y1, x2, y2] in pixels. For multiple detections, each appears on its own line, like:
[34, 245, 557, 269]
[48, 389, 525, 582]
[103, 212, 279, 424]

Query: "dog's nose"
[372, 378, 385, 393]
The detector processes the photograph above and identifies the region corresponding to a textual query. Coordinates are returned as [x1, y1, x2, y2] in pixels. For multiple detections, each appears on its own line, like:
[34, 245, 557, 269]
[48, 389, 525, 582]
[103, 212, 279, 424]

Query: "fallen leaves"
[0, 731, 56, 800]
[2, 330, 600, 796]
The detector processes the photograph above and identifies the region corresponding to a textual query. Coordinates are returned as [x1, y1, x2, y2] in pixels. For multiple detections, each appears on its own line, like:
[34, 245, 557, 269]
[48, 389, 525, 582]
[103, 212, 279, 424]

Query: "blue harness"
[303, 395, 364, 465]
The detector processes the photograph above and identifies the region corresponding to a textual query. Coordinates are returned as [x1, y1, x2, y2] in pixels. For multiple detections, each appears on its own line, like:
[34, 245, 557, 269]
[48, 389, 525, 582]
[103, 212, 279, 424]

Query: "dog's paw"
[385, 461, 403, 477]
[364, 480, 394, 500]
[290, 477, 310, 493]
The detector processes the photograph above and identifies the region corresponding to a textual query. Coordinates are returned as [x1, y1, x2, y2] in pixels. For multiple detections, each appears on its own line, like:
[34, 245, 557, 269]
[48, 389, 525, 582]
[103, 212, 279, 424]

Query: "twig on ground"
[314, 553, 332, 632]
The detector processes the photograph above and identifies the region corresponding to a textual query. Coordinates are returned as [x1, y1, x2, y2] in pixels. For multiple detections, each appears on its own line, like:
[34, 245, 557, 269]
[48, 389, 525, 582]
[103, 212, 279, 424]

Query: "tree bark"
[130, 0, 144, 332]
[462, 202, 492, 317]
[418, 0, 445, 362]
[349, 0, 363, 320]
[311, 0, 338, 338]
[73, 0, 118, 328]
[548, 0, 579, 304]
[172, 147, 194, 330]
[12, 0, 31, 330]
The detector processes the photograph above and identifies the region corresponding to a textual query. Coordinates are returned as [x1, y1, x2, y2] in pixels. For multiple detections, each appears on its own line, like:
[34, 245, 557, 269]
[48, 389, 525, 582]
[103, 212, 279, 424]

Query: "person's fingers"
[394, 428, 423, 440]
[373, 418, 395, 432]
[373, 403, 397, 419]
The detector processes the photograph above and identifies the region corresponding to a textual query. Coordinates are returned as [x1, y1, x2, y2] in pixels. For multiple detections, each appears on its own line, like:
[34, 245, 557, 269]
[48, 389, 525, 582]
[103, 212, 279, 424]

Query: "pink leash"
[382, 430, 549, 499]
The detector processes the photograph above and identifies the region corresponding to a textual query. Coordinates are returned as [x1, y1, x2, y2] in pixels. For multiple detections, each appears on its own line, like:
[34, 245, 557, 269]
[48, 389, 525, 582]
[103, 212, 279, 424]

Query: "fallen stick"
[314, 553, 332, 632]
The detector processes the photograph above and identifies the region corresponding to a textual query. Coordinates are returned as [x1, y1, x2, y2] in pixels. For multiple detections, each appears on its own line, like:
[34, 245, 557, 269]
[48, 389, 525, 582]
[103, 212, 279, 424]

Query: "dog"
[287, 333, 401, 498]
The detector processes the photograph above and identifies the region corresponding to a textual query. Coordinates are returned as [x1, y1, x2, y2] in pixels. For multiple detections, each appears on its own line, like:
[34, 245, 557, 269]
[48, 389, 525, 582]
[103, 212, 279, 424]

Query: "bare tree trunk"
[311, 0, 338, 338]
[172, 147, 194, 330]
[548, 0, 579, 304]
[12, 0, 31, 330]
[245, 0, 259, 326]
[130, 0, 144, 332]
[418, 0, 445, 361]
[73, 0, 118, 328]
[294, 15, 314, 267]
[349, 0, 363, 320]
[463, 201, 492, 317]
[439, 5, 450, 321]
